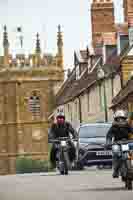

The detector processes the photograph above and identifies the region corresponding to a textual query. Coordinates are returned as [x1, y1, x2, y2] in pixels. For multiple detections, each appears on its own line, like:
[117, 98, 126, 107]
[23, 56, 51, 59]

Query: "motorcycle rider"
[49, 112, 78, 168]
[106, 109, 131, 178]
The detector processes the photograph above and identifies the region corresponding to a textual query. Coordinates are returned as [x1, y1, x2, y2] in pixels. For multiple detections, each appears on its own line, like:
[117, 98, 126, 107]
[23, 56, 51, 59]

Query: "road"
[0, 170, 133, 200]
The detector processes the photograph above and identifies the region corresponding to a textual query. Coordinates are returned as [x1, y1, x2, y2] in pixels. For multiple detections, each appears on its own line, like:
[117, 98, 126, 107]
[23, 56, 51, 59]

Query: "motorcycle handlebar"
[111, 140, 133, 145]
[50, 137, 78, 143]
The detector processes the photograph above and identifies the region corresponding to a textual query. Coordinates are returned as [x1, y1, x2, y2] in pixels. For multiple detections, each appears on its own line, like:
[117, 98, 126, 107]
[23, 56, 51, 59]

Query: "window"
[28, 91, 41, 116]
[79, 124, 111, 138]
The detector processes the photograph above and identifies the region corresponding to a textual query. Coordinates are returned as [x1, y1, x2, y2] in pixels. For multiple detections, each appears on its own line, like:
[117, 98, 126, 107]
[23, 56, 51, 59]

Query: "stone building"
[0, 25, 64, 174]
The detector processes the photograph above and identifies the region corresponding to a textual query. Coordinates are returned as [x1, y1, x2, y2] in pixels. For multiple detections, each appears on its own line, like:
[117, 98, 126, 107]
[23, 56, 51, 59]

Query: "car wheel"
[104, 165, 112, 169]
[97, 165, 104, 170]
[77, 162, 84, 170]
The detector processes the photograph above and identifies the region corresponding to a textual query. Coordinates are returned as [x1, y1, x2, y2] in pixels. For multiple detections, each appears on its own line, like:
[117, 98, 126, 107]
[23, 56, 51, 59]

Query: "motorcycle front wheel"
[63, 151, 69, 175]
[59, 151, 69, 175]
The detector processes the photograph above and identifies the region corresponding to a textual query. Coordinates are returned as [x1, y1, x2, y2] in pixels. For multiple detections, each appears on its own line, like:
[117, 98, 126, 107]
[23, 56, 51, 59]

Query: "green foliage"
[16, 157, 53, 174]
[16, 144, 55, 174]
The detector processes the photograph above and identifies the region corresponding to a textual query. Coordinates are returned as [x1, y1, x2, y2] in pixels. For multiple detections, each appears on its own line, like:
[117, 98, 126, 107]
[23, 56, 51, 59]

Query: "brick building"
[91, 0, 115, 48]
[123, 0, 133, 23]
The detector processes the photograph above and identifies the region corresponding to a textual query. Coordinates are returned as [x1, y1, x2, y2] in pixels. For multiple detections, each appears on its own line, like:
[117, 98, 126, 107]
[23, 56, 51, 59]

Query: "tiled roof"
[55, 49, 121, 107]
[75, 49, 89, 63]
[111, 78, 133, 108]
[56, 69, 97, 106]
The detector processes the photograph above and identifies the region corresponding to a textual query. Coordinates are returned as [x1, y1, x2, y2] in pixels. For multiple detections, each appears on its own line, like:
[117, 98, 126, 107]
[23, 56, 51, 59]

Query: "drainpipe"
[103, 79, 108, 122]
[78, 96, 82, 123]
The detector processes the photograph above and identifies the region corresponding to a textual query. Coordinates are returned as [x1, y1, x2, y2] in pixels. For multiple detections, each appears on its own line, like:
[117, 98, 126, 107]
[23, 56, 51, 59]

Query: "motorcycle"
[112, 140, 133, 190]
[51, 137, 78, 175]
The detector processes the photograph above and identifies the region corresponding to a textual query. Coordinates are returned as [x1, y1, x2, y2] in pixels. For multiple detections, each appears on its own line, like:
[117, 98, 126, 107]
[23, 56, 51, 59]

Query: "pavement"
[0, 170, 133, 200]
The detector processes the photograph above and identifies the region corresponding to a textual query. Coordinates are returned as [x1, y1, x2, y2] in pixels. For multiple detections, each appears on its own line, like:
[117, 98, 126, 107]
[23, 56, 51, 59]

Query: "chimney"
[91, 0, 115, 48]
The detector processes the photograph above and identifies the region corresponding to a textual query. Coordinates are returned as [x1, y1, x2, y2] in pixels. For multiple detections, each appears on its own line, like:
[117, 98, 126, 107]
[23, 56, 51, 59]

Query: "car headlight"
[79, 143, 88, 150]
[112, 144, 120, 152]
[121, 144, 129, 152]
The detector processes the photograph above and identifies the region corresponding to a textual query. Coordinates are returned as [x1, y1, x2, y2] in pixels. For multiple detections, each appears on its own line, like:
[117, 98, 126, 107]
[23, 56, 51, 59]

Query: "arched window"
[28, 91, 41, 116]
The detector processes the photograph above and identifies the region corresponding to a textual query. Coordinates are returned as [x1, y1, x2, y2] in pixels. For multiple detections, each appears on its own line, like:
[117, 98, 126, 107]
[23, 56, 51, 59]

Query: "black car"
[77, 123, 112, 169]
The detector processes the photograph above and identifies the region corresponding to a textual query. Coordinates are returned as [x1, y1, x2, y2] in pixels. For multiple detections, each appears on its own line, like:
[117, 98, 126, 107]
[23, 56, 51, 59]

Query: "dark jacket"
[49, 122, 77, 166]
[49, 121, 78, 139]
[106, 121, 131, 144]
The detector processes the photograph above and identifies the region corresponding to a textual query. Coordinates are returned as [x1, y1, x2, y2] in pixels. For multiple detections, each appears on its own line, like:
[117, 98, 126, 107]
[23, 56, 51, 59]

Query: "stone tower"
[123, 0, 133, 23]
[0, 25, 64, 175]
[91, 0, 115, 48]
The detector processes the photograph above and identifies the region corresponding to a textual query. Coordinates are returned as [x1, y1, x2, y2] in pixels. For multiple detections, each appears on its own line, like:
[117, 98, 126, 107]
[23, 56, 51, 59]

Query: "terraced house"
[54, 46, 121, 128]
[52, 0, 133, 128]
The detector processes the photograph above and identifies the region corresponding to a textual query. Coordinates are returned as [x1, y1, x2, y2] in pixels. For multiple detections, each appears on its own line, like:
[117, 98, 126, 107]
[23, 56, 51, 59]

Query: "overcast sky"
[0, 0, 123, 69]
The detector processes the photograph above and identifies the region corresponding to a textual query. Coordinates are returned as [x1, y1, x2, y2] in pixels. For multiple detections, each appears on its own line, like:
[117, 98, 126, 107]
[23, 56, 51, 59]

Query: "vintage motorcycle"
[112, 140, 133, 190]
[51, 137, 78, 175]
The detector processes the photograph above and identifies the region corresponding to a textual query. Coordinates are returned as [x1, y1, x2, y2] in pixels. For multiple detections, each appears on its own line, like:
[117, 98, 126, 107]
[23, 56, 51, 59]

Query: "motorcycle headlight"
[73, 141, 77, 147]
[112, 144, 120, 152]
[61, 141, 67, 147]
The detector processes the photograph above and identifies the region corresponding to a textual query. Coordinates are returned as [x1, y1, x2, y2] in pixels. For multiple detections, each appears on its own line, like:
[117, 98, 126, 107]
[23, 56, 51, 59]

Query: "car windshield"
[79, 124, 111, 138]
